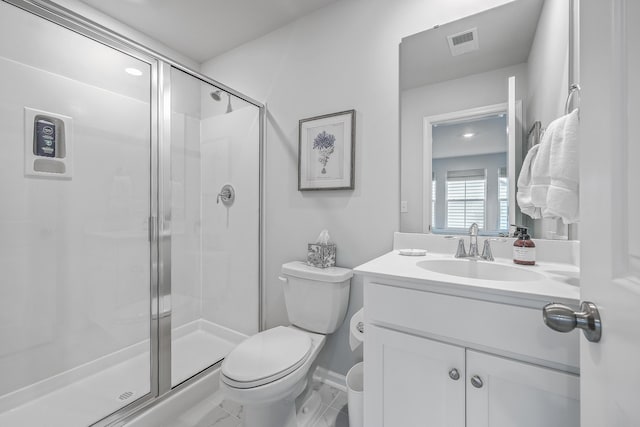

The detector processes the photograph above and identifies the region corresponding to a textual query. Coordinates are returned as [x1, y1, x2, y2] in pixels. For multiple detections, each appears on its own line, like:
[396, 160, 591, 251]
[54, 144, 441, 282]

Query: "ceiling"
[400, 0, 544, 91]
[432, 115, 508, 159]
[77, 0, 341, 63]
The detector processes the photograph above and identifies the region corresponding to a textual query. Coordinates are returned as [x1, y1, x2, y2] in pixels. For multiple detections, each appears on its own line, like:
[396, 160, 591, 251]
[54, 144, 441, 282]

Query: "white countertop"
[355, 249, 580, 308]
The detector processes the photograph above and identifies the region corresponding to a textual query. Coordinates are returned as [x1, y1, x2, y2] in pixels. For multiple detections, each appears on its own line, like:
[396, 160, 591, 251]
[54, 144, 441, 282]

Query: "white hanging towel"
[546, 108, 580, 223]
[516, 143, 542, 219]
[527, 108, 580, 224]
[529, 123, 553, 214]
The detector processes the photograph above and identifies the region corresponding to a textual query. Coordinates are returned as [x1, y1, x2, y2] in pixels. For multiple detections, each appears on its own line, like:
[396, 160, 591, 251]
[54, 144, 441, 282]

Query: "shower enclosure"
[0, 1, 264, 426]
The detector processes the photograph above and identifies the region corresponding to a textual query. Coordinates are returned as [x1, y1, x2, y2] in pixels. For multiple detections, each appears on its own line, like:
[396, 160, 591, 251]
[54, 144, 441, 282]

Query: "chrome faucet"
[468, 223, 479, 257]
[455, 223, 495, 261]
[481, 239, 494, 261]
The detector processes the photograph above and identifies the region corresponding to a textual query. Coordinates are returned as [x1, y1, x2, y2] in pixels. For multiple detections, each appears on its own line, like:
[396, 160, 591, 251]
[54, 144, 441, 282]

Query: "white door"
[466, 350, 580, 427]
[579, 1, 640, 425]
[365, 325, 465, 427]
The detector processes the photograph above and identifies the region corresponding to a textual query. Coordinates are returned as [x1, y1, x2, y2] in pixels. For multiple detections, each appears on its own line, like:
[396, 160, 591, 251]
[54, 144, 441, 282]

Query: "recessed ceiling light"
[463, 132, 475, 138]
[125, 67, 143, 76]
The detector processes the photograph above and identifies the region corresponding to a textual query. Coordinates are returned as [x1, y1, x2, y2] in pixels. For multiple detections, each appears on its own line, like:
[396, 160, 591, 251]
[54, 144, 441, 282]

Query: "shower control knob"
[216, 184, 235, 206]
[448, 368, 460, 381]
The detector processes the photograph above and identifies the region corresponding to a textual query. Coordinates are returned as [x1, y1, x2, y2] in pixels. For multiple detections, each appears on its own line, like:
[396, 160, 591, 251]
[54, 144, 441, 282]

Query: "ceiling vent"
[447, 27, 479, 56]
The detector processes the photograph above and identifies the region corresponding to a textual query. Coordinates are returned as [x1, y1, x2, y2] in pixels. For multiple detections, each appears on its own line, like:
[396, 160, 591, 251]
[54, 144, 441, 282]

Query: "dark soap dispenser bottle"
[513, 227, 536, 265]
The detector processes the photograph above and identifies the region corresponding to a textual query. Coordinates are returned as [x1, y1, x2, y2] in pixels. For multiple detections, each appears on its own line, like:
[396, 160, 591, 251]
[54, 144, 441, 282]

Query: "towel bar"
[565, 83, 581, 115]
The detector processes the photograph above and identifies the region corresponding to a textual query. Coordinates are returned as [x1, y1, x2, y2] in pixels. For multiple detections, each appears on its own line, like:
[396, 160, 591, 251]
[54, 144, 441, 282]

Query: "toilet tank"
[280, 261, 352, 334]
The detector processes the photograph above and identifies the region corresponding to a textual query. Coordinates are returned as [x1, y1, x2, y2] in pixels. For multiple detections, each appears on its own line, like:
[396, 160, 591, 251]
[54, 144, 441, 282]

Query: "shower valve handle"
[217, 184, 235, 206]
[217, 189, 230, 203]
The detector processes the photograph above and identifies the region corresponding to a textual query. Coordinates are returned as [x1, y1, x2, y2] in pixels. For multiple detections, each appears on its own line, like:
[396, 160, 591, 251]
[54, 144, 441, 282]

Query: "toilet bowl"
[220, 261, 352, 427]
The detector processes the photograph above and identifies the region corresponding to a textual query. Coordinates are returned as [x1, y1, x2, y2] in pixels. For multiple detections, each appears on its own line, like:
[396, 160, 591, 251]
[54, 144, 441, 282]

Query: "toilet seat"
[221, 326, 312, 389]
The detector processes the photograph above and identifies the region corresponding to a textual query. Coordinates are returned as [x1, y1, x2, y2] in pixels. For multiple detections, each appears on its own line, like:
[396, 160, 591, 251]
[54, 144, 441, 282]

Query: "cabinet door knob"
[470, 375, 483, 388]
[448, 368, 460, 380]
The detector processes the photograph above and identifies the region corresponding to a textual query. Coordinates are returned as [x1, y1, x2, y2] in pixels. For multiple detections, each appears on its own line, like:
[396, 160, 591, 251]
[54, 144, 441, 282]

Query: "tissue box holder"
[307, 243, 336, 268]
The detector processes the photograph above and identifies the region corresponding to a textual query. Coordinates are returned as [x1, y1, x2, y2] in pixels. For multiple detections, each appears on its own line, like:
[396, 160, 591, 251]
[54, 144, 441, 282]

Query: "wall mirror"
[399, 0, 578, 238]
[429, 105, 509, 235]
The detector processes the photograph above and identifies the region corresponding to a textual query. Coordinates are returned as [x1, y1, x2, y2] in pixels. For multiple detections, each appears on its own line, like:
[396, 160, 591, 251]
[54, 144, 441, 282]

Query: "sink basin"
[417, 259, 545, 282]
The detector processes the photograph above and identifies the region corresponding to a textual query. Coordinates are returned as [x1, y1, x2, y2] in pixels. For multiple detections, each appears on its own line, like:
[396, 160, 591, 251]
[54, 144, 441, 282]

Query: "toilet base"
[239, 377, 306, 427]
[243, 388, 324, 427]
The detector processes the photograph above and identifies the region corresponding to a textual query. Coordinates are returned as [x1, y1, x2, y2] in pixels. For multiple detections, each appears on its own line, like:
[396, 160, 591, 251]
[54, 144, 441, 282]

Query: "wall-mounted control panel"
[24, 107, 73, 179]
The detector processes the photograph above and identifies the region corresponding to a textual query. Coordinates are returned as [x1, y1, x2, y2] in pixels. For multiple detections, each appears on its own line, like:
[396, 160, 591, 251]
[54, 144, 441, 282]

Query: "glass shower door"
[0, 2, 153, 425]
[169, 67, 261, 387]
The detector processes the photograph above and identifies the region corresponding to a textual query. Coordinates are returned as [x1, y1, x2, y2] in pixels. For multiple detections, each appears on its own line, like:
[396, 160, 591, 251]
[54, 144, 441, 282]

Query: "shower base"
[0, 319, 244, 427]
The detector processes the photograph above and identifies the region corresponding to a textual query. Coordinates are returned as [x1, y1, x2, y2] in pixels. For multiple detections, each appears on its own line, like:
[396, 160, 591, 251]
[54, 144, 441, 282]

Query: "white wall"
[525, 0, 571, 239]
[201, 0, 514, 376]
[526, 0, 569, 129]
[401, 63, 528, 233]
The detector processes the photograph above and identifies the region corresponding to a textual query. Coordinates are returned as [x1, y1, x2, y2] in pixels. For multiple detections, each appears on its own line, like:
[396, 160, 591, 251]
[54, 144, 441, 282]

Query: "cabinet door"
[364, 325, 465, 427]
[466, 350, 580, 427]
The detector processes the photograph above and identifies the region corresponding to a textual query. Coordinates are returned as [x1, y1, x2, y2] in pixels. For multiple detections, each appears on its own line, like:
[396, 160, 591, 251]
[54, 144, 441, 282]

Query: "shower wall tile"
[200, 108, 260, 337]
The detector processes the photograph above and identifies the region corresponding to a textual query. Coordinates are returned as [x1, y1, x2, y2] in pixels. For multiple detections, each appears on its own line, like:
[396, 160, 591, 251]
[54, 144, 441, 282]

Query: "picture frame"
[298, 109, 355, 191]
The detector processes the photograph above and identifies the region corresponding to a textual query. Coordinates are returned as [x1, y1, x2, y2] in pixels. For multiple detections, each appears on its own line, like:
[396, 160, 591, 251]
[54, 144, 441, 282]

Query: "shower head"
[226, 94, 233, 114]
[210, 90, 233, 113]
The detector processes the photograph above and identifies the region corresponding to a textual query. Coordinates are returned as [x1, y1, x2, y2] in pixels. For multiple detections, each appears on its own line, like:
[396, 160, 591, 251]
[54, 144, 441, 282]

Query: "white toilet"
[220, 261, 352, 427]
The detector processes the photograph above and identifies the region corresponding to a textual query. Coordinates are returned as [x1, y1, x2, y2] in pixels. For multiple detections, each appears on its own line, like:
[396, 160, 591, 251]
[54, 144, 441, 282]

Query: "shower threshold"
[0, 319, 245, 427]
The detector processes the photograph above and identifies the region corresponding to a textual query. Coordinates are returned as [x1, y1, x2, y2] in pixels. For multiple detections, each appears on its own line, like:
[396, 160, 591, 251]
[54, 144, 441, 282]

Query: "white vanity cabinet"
[367, 324, 465, 427]
[465, 350, 579, 427]
[363, 280, 580, 427]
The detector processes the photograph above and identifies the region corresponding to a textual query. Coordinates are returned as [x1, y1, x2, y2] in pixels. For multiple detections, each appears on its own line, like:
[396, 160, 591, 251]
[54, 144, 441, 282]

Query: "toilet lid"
[221, 326, 312, 389]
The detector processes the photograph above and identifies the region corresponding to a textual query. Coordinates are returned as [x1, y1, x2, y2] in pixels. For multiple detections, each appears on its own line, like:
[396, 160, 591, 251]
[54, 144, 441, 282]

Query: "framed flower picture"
[298, 109, 355, 191]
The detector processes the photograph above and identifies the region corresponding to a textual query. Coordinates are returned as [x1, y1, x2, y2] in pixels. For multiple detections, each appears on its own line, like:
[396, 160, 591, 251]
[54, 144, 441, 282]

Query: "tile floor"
[300, 381, 349, 427]
[178, 379, 350, 427]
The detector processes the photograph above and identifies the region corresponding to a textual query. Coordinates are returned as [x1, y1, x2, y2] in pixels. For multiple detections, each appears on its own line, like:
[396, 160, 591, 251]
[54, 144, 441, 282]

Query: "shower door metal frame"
[1, 0, 266, 425]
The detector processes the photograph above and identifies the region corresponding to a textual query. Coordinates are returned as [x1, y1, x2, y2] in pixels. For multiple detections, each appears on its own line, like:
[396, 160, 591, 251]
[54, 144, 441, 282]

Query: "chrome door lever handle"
[543, 301, 602, 342]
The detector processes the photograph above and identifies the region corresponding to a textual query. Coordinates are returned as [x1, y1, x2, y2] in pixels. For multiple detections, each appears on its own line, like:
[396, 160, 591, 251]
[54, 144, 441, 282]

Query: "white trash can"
[346, 362, 364, 427]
